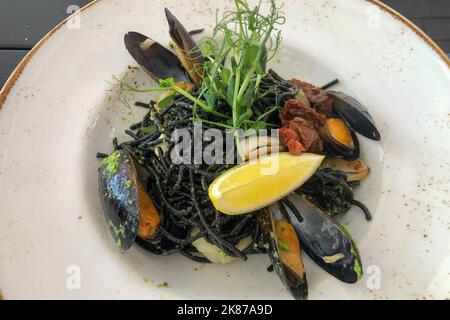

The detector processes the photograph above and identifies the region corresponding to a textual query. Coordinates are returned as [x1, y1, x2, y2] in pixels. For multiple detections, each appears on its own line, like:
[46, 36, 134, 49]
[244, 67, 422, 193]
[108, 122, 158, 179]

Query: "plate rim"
[0, 0, 101, 108]
[0, 0, 449, 109]
[0, 0, 449, 300]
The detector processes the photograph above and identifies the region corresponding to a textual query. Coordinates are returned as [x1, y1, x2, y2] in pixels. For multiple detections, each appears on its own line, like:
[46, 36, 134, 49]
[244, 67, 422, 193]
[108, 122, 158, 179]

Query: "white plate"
[0, 0, 449, 300]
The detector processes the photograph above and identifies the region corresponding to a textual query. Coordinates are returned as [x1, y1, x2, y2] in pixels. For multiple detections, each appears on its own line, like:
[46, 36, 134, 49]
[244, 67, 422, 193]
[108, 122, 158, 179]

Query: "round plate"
[0, 0, 449, 300]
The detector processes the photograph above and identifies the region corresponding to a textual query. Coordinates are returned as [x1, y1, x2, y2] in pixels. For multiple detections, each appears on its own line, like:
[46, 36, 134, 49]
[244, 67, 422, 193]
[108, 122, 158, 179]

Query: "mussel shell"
[262, 210, 308, 300]
[323, 129, 360, 161]
[276, 194, 363, 284]
[165, 8, 204, 85]
[322, 158, 370, 182]
[320, 118, 355, 156]
[98, 150, 141, 250]
[124, 31, 190, 83]
[327, 91, 381, 141]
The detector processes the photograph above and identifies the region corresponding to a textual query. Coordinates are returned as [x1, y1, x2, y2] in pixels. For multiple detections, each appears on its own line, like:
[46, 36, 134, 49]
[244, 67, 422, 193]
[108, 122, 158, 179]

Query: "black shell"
[165, 8, 204, 85]
[124, 31, 190, 82]
[98, 150, 140, 250]
[262, 210, 308, 300]
[274, 194, 363, 284]
[165, 8, 198, 58]
[327, 90, 381, 141]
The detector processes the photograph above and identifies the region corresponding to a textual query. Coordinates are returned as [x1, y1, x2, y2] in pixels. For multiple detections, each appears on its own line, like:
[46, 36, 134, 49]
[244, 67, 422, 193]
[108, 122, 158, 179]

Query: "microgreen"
[199, 0, 285, 147]
[116, 0, 285, 156]
[278, 240, 291, 251]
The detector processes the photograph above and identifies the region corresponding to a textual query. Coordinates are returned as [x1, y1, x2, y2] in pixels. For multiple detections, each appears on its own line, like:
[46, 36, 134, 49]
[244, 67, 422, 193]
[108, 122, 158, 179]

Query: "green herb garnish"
[278, 240, 291, 251]
[101, 151, 122, 176]
[140, 126, 156, 135]
[158, 282, 169, 288]
[199, 0, 285, 131]
[353, 255, 362, 280]
[350, 242, 363, 280]
[116, 0, 285, 156]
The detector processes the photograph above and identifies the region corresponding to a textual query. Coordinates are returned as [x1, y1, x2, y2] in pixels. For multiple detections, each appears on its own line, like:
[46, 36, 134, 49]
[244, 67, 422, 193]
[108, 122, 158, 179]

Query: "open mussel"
[322, 158, 370, 182]
[317, 89, 380, 159]
[124, 8, 205, 106]
[124, 31, 190, 83]
[165, 8, 205, 85]
[320, 118, 360, 160]
[98, 150, 161, 250]
[271, 194, 363, 284]
[262, 209, 308, 300]
[327, 91, 381, 141]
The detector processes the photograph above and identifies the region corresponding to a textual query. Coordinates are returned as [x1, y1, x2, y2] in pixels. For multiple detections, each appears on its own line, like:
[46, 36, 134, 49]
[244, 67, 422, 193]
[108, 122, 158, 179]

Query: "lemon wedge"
[209, 153, 325, 215]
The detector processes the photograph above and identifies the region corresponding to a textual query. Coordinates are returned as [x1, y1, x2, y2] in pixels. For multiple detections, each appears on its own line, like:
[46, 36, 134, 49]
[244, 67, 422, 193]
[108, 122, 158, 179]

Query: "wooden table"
[0, 0, 92, 85]
[0, 0, 449, 87]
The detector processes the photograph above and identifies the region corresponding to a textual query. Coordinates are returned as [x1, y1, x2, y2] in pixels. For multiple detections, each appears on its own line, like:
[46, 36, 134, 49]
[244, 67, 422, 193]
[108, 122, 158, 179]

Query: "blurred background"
[0, 0, 449, 87]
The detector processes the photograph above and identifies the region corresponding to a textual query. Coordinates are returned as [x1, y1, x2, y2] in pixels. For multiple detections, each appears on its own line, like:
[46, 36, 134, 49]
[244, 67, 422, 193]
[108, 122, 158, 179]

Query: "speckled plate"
[0, 0, 449, 300]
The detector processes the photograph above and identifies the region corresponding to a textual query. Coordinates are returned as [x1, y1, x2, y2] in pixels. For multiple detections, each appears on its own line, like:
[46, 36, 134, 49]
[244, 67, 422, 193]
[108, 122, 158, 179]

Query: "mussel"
[322, 158, 370, 182]
[262, 208, 308, 300]
[124, 9, 204, 86]
[327, 91, 381, 141]
[165, 8, 205, 85]
[271, 194, 363, 284]
[320, 118, 360, 160]
[124, 31, 190, 83]
[318, 90, 381, 160]
[320, 118, 354, 150]
[98, 150, 161, 250]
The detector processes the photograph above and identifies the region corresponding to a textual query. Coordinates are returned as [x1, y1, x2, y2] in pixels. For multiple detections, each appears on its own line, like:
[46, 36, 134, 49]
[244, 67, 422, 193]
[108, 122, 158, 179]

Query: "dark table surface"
[0, 0, 449, 88]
